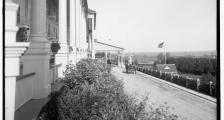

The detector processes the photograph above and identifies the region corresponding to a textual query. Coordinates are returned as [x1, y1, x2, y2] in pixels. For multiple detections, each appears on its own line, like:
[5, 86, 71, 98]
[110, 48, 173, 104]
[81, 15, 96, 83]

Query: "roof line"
[88, 9, 96, 14]
[95, 41, 125, 50]
[156, 64, 176, 65]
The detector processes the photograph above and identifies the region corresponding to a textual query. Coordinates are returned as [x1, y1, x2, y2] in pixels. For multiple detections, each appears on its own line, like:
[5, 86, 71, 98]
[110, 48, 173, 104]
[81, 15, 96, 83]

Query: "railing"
[136, 66, 216, 97]
[49, 64, 62, 84]
[16, 72, 36, 110]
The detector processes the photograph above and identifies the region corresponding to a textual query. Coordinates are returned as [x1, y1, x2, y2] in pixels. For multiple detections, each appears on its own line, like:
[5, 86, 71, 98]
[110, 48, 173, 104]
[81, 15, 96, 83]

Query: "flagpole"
[164, 41, 166, 65]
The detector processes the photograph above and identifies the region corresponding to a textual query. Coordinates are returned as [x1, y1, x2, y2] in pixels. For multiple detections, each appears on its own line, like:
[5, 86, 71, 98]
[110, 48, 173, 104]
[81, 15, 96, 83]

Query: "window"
[48, 24, 51, 36]
[16, 0, 30, 26]
[17, 7, 20, 25]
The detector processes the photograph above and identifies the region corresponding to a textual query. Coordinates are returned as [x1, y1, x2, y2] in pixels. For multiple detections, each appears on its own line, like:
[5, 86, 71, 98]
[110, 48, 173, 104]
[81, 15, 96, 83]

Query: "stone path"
[112, 67, 217, 120]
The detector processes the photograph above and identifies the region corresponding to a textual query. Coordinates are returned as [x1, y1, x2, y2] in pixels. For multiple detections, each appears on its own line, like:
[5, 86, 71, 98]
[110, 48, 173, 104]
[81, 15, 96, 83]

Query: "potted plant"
[51, 42, 61, 54]
[16, 26, 29, 42]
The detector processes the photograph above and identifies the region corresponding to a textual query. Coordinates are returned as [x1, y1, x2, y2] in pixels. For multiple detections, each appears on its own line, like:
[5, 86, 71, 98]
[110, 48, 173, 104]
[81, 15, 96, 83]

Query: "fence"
[136, 66, 216, 97]
[49, 64, 62, 84]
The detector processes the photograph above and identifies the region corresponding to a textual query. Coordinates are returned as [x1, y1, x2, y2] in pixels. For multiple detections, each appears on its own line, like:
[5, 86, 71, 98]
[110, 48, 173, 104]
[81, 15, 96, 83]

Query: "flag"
[158, 42, 164, 48]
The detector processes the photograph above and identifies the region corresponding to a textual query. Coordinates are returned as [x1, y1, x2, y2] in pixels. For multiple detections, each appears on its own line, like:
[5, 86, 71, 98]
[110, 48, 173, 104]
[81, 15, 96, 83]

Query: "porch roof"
[95, 41, 125, 52]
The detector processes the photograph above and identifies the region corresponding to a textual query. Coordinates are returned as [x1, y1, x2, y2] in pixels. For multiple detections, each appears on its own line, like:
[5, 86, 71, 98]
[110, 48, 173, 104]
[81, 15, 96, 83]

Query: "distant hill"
[124, 50, 217, 64]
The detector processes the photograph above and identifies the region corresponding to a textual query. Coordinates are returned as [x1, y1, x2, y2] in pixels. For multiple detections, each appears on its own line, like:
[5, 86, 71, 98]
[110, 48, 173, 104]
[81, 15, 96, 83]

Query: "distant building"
[156, 64, 178, 74]
[94, 41, 125, 67]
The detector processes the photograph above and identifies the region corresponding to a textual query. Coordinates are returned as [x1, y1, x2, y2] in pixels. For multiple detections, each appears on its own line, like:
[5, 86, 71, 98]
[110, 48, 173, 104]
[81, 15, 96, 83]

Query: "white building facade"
[88, 9, 97, 59]
[5, 0, 91, 120]
[5, 0, 126, 119]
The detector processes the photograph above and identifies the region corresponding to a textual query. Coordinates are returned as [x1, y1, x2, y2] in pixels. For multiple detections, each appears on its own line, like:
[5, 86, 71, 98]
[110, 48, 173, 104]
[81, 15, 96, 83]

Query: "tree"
[154, 52, 171, 64]
[201, 73, 216, 83]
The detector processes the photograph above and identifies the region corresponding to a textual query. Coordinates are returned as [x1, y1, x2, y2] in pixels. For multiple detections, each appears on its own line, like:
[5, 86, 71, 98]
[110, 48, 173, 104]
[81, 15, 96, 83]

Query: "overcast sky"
[88, 0, 216, 52]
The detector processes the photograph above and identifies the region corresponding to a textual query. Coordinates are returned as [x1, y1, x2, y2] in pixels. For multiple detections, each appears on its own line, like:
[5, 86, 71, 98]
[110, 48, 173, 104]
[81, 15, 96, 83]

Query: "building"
[5, 0, 125, 120]
[94, 41, 125, 67]
[87, 8, 125, 66]
[5, 0, 90, 119]
[156, 64, 178, 74]
[87, 9, 97, 59]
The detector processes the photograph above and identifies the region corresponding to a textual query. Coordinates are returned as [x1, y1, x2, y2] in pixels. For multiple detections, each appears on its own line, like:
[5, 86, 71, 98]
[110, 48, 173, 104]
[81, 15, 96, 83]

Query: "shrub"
[151, 70, 156, 77]
[152, 70, 160, 78]
[51, 42, 61, 54]
[148, 69, 152, 75]
[143, 68, 146, 73]
[176, 77, 186, 87]
[172, 76, 179, 84]
[146, 69, 150, 75]
[160, 73, 166, 80]
[38, 59, 181, 120]
[63, 59, 112, 88]
[199, 81, 210, 95]
[141, 67, 144, 73]
[201, 73, 216, 83]
[211, 83, 216, 97]
[155, 71, 160, 78]
[37, 90, 64, 120]
[187, 79, 197, 91]
[166, 74, 172, 81]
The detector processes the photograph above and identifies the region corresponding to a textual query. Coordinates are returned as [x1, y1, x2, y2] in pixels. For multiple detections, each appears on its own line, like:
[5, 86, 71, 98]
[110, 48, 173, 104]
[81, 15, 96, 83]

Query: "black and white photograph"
[3, 0, 221, 120]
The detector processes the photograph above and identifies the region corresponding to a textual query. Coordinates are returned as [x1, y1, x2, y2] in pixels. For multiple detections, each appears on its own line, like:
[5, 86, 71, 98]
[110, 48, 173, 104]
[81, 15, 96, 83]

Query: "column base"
[55, 53, 69, 78]
[22, 52, 51, 99]
[55, 43, 69, 77]
[5, 77, 16, 120]
[68, 53, 77, 65]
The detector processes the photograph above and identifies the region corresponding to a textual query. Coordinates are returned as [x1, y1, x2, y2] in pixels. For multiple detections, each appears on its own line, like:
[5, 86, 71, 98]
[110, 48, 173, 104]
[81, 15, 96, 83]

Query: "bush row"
[136, 66, 216, 97]
[37, 59, 181, 120]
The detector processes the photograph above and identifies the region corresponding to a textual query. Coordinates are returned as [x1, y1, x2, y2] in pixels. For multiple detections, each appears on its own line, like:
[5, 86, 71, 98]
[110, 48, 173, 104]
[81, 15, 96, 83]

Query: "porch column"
[56, 0, 69, 77]
[75, 0, 81, 62]
[105, 51, 108, 64]
[22, 0, 51, 99]
[5, 1, 28, 119]
[117, 55, 120, 66]
[91, 18, 96, 59]
[121, 52, 124, 67]
[92, 39, 95, 59]
[69, 0, 77, 65]
[117, 51, 123, 67]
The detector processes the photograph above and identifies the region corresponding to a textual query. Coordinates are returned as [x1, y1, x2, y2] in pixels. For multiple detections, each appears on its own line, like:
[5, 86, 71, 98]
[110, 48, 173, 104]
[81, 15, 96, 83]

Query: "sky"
[88, 0, 216, 52]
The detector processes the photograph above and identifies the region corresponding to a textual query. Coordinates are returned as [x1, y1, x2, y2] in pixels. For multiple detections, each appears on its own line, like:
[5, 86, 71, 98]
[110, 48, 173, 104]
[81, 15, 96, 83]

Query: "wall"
[15, 73, 35, 110]
[76, 0, 88, 62]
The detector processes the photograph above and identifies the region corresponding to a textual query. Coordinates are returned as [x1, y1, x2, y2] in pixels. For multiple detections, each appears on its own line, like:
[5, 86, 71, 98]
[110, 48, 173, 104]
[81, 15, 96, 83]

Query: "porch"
[94, 41, 125, 67]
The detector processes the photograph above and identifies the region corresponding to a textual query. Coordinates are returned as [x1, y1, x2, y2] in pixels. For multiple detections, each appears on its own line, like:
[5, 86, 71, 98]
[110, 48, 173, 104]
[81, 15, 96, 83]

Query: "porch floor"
[15, 98, 50, 120]
[15, 81, 64, 120]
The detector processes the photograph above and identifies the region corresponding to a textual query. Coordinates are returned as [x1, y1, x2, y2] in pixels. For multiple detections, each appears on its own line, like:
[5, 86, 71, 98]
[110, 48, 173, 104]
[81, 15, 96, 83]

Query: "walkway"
[112, 67, 217, 120]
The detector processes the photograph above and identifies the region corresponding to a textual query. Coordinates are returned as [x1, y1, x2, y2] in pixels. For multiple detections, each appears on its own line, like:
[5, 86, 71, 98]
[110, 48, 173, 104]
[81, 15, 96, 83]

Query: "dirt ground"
[112, 67, 217, 120]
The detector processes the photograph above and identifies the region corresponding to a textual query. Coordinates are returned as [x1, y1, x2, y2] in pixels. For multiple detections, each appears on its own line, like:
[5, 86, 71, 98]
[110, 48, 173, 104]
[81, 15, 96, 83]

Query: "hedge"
[176, 76, 187, 87]
[186, 79, 197, 91]
[37, 59, 181, 120]
[136, 66, 216, 97]
[165, 74, 172, 82]
[198, 81, 210, 95]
